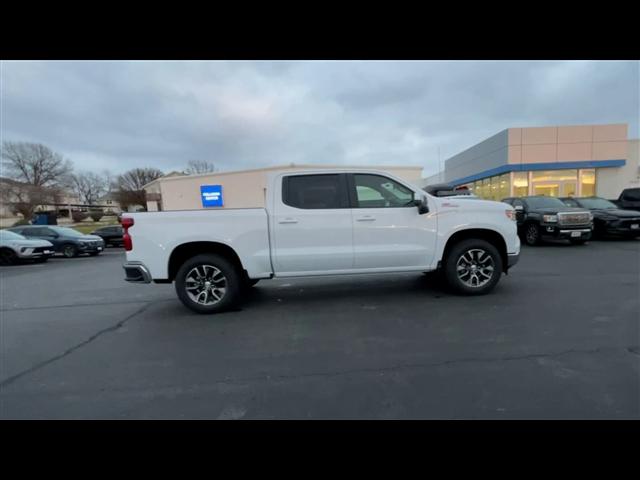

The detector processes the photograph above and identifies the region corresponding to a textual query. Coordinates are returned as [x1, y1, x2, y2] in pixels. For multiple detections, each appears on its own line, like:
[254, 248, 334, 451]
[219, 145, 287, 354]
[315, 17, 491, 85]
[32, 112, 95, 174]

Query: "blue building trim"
[449, 159, 626, 186]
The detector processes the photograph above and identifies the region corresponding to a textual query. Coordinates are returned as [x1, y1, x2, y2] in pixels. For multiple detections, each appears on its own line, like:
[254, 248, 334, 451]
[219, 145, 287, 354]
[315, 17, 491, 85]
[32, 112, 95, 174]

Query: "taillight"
[122, 217, 134, 251]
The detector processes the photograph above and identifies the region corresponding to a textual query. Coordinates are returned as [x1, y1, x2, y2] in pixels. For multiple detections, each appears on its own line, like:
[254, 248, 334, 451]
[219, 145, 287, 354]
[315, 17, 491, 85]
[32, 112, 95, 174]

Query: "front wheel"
[62, 244, 78, 258]
[524, 223, 541, 246]
[175, 254, 242, 314]
[0, 248, 17, 266]
[443, 239, 503, 295]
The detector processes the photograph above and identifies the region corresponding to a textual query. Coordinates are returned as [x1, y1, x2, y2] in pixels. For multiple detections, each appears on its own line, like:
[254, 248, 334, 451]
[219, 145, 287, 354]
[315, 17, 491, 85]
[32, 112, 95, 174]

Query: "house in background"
[95, 192, 123, 214]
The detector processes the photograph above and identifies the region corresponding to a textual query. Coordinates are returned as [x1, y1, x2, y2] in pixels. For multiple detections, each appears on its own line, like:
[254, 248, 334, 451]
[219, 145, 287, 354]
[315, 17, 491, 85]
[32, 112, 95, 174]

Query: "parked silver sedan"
[0, 230, 55, 265]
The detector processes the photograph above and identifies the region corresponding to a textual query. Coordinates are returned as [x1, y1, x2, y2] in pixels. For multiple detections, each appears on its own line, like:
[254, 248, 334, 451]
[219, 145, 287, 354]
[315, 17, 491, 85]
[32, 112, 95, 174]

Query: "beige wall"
[507, 124, 628, 164]
[596, 139, 640, 199]
[149, 165, 424, 211]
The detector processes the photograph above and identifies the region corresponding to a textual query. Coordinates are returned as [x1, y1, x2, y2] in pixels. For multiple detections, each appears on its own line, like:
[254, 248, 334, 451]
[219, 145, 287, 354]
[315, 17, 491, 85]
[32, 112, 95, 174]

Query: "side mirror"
[413, 195, 429, 215]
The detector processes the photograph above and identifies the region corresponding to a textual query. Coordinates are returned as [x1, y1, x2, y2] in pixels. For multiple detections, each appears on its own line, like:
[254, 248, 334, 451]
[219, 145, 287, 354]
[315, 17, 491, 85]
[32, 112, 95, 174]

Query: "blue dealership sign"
[200, 185, 224, 207]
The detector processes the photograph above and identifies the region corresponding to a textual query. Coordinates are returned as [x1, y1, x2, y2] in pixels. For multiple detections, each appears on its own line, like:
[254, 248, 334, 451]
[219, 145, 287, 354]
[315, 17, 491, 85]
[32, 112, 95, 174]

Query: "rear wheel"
[443, 239, 503, 295]
[524, 223, 541, 246]
[0, 248, 17, 266]
[175, 254, 241, 314]
[62, 244, 78, 258]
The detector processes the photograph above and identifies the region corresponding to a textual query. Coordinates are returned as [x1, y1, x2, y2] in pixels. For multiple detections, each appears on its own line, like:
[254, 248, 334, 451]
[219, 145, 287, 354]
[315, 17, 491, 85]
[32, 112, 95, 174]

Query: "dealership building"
[424, 123, 639, 201]
[143, 164, 424, 211]
[145, 123, 638, 211]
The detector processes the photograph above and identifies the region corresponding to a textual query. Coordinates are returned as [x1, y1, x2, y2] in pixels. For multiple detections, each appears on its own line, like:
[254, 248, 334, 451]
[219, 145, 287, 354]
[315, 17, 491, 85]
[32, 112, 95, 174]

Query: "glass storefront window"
[530, 169, 578, 197]
[513, 172, 528, 197]
[483, 178, 491, 200]
[531, 169, 578, 182]
[580, 169, 596, 196]
[457, 168, 595, 200]
[497, 173, 510, 201]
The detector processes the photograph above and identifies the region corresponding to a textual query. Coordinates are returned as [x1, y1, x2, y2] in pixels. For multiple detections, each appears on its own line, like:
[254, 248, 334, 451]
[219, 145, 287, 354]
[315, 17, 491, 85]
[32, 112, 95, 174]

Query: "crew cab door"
[271, 173, 353, 274]
[348, 173, 437, 269]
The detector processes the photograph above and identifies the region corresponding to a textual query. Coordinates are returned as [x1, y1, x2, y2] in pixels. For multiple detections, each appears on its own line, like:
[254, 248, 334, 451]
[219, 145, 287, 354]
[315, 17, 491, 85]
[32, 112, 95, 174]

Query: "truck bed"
[125, 208, 272, 280]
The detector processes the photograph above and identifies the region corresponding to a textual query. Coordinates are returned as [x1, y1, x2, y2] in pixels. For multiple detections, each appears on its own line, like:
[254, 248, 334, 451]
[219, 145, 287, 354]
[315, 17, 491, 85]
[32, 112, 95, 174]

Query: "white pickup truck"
[122, 169, 520, 314]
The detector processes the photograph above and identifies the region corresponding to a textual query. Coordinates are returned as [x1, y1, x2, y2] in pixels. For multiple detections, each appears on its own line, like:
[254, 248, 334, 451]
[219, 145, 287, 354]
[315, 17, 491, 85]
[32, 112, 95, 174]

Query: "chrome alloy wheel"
[525, 224, 538, 245]
[455, 248, 495, 288]
[184, 265, 227, 305]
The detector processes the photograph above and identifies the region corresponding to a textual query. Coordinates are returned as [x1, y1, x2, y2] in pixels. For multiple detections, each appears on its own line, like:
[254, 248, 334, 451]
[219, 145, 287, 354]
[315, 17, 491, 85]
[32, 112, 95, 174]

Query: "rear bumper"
[123, 262, 152, 283]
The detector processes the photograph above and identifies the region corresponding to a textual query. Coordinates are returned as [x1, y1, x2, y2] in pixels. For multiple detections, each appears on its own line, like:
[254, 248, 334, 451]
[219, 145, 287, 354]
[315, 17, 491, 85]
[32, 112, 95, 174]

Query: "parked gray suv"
[0, 230, 55, 265]
[7, 225, 105, 258]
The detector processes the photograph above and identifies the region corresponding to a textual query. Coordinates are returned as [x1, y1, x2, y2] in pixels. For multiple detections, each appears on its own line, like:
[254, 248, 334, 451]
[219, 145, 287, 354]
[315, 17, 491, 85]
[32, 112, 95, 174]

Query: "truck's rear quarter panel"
[124, 209, 272, 280]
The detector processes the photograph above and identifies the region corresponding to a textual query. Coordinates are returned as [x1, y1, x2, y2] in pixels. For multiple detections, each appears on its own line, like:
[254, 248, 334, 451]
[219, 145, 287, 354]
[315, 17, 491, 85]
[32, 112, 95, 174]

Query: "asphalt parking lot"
[1, 240, 639, 419]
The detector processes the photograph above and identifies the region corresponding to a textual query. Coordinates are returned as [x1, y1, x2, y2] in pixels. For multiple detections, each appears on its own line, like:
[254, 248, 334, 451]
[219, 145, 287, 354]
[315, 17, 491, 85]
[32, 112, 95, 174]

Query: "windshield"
[51, 227, 85, 237]
[576, 197, 617, 209]
[525, 196, 567, 209]
[0, 230, 27, 240]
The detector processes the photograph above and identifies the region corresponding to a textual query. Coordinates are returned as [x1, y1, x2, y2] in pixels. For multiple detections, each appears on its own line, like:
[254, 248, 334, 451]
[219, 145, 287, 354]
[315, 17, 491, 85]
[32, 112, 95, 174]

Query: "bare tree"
[69, 171, 109, 205]
[0, 178, 62, 219]
[1, 141, 73, 187]
[114, 167, 164, 211]
[185, 160, 217, 175]
[1, 142, 73, 218]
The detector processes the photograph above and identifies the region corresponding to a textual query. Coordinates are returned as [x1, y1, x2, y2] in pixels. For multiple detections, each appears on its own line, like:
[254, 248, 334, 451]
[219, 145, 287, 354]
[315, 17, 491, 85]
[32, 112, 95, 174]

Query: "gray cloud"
[1, 60, 638, 178]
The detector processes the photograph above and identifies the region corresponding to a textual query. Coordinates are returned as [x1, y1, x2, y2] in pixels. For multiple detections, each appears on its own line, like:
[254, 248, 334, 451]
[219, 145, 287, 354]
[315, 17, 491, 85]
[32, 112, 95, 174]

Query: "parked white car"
[122, 169, 520, 314]
[0, 229, 55, 265]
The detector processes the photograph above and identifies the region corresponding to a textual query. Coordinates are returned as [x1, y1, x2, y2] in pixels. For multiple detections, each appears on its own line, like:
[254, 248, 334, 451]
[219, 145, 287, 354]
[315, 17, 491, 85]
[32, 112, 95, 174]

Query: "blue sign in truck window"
[200, 185, 224, 207]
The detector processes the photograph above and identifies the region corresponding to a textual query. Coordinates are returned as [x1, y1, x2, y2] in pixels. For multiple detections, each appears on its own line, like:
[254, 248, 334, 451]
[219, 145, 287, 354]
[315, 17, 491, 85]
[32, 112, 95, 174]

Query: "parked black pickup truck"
[501, 196, 593, 246]
[611, 188, 640, 211]
[560, 196, 640, 238]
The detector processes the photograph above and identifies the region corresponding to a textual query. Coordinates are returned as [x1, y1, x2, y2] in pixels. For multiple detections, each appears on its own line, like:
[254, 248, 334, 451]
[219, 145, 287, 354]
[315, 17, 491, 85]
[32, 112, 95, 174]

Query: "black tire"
[175, 253, 242, 314]
[0, 248, 17, 266]
[443, 239, 503, 295]
[62, 244, 78, 258]
[523, 222, 541, 246]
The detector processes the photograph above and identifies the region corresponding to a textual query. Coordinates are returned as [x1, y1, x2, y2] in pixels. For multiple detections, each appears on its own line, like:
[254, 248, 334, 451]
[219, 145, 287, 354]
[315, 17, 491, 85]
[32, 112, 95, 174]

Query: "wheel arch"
[441, 228, 508, 272]
[167, 241, 245, 282]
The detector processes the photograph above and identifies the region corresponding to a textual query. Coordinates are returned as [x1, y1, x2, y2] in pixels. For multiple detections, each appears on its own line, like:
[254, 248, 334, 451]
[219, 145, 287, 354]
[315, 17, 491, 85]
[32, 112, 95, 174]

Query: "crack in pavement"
[30, 344, 638, 399]
[0, 298, 174, 313]
[0, 302, 153, 389]
[212, 344, 640, 386]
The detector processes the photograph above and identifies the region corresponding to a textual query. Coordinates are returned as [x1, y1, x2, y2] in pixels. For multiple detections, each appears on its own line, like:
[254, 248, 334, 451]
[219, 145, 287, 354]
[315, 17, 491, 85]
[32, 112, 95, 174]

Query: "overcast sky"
[1, 60, 638, 178]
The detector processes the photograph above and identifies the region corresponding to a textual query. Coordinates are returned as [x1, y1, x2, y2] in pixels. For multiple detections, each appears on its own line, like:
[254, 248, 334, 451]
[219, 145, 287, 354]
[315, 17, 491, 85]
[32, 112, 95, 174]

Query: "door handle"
[279, 218, 298, 224]
[356, 216, 375, 222]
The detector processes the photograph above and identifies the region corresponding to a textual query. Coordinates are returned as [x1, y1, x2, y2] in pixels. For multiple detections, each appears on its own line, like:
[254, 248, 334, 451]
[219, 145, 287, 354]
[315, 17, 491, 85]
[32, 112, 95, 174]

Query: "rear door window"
[23, 228, 46, 236]
[622, 189, 640, 201]
[282, 174, 349, 209]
